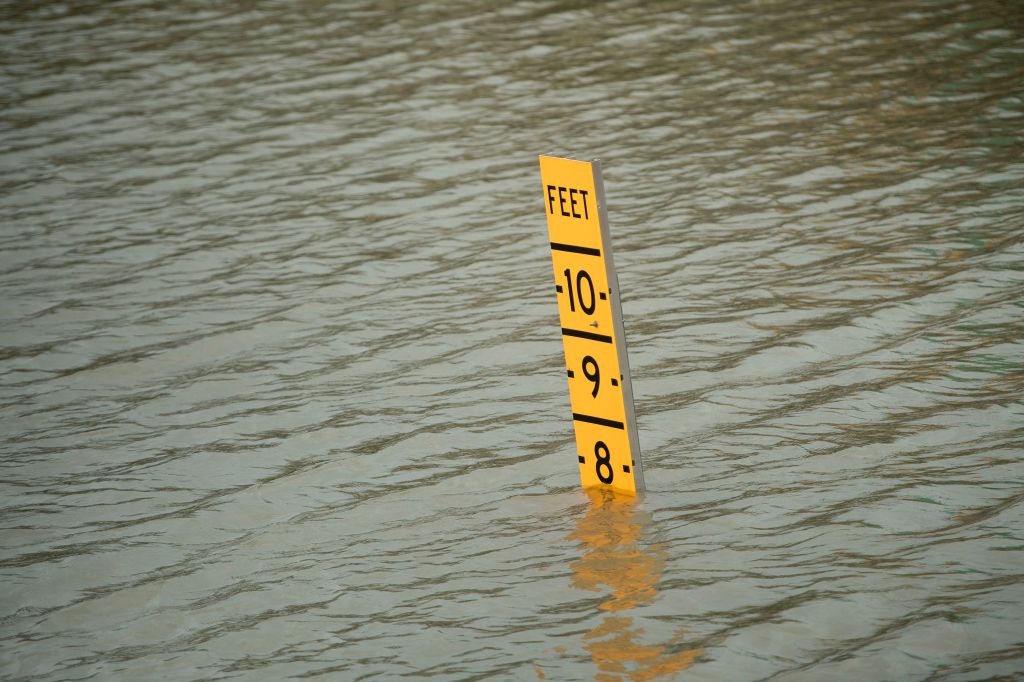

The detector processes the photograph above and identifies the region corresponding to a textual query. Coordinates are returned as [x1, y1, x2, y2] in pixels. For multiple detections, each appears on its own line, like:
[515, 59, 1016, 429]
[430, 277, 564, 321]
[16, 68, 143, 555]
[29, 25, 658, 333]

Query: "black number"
[562, 268, 596, 315]
[562, 268, 574, 311]
[576, 270, 595, 314]
[595, 441, 613, 484]
[582, 355, 600, 397]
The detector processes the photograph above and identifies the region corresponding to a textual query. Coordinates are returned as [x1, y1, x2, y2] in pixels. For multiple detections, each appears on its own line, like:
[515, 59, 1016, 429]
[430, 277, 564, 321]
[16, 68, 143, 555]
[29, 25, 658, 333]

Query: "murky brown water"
[2, 1, 1023, 679]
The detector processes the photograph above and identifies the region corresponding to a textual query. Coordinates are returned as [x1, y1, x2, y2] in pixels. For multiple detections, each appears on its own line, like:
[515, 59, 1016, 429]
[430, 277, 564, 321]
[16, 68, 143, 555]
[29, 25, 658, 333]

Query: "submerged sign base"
[538, 155, 645, 495]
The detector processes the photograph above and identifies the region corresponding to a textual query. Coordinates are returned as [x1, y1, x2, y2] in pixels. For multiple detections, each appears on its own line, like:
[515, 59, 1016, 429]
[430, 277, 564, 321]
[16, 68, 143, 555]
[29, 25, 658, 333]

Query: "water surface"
[2, 1, 1023, 679]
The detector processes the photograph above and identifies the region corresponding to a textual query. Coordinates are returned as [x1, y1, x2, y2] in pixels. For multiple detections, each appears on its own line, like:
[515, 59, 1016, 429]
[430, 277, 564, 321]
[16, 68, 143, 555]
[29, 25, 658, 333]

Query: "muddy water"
[1, 1, 1023, 679]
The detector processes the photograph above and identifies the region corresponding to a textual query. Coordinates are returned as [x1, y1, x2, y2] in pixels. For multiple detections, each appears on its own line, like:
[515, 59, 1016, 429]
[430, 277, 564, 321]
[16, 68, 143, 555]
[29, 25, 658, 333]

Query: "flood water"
[2, 1, 1023, 679]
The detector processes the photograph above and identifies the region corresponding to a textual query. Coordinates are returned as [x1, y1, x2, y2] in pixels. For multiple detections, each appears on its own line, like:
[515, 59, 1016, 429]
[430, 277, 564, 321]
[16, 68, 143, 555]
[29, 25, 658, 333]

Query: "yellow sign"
[539, 155, 645, 495]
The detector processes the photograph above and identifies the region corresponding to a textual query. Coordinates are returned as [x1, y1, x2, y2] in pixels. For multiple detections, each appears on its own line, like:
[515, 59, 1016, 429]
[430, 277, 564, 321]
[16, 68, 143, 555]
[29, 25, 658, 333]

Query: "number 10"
[562, 268, 596, 315]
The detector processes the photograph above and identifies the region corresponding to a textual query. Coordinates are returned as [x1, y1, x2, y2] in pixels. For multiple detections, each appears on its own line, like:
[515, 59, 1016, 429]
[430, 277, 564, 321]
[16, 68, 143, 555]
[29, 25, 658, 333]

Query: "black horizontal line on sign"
[572, 413, 625, 430]
[561, 327, 612, 343]
[550, 242, 601, 256]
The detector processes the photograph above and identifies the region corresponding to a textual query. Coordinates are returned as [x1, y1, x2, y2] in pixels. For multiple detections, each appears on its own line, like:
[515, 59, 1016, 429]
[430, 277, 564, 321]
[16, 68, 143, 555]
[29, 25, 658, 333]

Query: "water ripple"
[2, 0, 1022, 679]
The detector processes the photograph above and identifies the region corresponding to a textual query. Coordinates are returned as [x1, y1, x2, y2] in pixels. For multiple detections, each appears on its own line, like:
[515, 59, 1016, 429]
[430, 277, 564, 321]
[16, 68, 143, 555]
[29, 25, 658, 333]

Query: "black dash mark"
[611, 378, 619, 387]
[567, 369, 575, 378]
[561, 327, 612, 343]
[578, 455, 586, 463]
[600, 292, 607, 300]
[623, 465, 631, 473]
[555, 284, 563, 293]
[550, 242, 601, 256]
[572, 413, 625, 430]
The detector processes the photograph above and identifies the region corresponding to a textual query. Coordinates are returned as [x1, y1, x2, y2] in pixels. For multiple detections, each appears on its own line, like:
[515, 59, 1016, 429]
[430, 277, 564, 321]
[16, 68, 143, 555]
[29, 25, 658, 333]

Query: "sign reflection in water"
[569, 489, 703, 680]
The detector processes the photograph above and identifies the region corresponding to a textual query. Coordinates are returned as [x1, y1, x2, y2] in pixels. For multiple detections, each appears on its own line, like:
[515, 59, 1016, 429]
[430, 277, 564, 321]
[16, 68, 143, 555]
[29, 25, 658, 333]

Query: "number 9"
[582, 355, 600, 398]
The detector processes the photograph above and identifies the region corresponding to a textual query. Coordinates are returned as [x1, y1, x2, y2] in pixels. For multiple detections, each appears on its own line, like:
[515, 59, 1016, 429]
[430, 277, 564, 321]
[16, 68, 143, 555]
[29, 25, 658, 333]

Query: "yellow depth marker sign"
[539, 155, 646, 495]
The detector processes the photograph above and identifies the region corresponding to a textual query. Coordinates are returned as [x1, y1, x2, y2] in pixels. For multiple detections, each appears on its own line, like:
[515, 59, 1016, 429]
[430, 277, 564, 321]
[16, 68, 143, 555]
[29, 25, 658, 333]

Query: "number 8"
[594, 441, 613, 484]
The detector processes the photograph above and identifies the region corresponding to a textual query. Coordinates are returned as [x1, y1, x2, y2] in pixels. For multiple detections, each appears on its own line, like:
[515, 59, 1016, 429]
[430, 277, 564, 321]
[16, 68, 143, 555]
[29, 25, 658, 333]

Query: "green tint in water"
[0, 0, 1022, 679]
